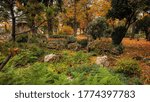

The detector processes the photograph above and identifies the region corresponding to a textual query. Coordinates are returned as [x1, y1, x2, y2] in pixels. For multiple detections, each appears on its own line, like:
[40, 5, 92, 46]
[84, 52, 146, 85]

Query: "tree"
[107, 0, 149, 45]
[42, 0, 63, 35]
[0, 0, 17, 42]
[60, 0, 111, 35]
[136, 15, 150, 41]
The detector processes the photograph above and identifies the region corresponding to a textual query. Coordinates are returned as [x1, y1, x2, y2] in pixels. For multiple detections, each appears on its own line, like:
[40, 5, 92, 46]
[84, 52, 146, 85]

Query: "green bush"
[67, 36, 77, 43]
[0, 54, 5, 63]
[87, 40, 114, 55]
[115, 58, 141, 77]
[26, 44, 45, 57]
[104, 27, 113, 37]
[0, 62, 69, 85]
[16, 34, 28, 43]
[86, 17, 108, 39]
[69, 51, 89, 64]
[77, 39, 88, 48]
[67, 65, 124, 85]
[49, 35, 68, 38]
[5, 50, 39, 68]
[111, 44, 124, 55]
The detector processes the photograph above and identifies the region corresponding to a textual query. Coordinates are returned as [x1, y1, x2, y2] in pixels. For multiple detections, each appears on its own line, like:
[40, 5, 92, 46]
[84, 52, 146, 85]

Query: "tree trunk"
[31, 19, 37, 34]
[73, 0, 77, 36]
[10, 1, 16, 42]
[146, 33, 150, 41]
[111, 26, 127, 45]
[47, 18, 53, 35]
[47, 0, 54, 36]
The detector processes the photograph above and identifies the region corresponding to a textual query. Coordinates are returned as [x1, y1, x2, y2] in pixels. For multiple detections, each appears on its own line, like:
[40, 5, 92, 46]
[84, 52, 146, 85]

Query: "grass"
[0, 37, 149, 85]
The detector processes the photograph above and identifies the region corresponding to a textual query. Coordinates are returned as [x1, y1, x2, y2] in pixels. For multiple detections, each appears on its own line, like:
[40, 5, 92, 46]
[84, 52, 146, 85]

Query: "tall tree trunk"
[111, 26, 127, 45]
[31, 18, 37, 34]
[146, 32, 150, 41]
[47, 18, 53, 35]
[73, 0, 77, 36]
[47, 0, 54, 35]
[10, 0, 16, 42]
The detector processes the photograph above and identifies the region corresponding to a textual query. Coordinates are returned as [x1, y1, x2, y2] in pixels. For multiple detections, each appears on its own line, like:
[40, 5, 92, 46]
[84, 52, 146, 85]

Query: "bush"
[115, 58, 141, 77]
[77, 39, 88, 48]
[26, 44, 45, 57]
[87, 40, 113, 55]
[0, 53, 5, 63]
[0, 62, 69, 85]
[6, 50, 38, 68]
[67, 36, 77, 43]
[86, 17, 108, 39]
[59, 26, 74, 35]
[49, 35, 68, 38]
[104, 27, 113, 37]
[111, 44, 124, 55]
[67, 65, 124, 85]
[16, 34, 28, 43]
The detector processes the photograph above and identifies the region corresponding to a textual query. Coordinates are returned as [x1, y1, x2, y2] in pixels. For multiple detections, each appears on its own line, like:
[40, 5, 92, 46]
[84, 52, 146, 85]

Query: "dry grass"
[85, 37, 150, 84]
[121, 38, 150, 84]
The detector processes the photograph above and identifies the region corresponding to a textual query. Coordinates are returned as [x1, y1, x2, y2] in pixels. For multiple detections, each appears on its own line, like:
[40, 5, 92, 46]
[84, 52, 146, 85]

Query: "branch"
[0, 53, 12, 71]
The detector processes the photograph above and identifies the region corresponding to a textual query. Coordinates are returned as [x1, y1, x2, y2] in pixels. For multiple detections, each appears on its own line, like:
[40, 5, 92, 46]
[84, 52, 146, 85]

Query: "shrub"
[67, 36, 77, 43]
[77, 39, 88, 48]
[0, 42, 15, 55]
[71, 51, 89, 64]
[104, 27, 113, 37]
[115, 58, 141, 77]
[111, 44, 124, 55]
[5, 50, 39, 68]
[87, 40, 113, 55]
[26, 44, 45, 57]
[67, 65, 124, 85]
[16, 34, 28, 43]
[59, 26, 74, 35]
[49, 34, 68, 38]
[0, 54, 5, 63]
[86, 17, 108, 39]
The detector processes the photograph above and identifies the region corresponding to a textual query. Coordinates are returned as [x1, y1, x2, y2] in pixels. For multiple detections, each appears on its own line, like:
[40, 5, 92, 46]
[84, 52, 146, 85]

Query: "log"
[0, 53, 12, 71]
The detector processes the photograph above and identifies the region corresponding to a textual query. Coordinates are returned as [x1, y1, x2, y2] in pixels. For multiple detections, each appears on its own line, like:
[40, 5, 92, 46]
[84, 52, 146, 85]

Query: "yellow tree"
[59, 0, 111, 34]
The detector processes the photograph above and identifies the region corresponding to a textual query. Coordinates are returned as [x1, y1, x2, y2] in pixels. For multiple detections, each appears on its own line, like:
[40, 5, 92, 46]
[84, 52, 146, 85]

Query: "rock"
[67, 42, 81, 51]
[44, 54, 62, 62]
[96, 55, 109, 67]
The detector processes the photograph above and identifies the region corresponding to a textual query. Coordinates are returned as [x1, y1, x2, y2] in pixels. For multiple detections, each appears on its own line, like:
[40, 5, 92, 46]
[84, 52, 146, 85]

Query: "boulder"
[96, 55, 109, 67]
[44, 54, 62, 62]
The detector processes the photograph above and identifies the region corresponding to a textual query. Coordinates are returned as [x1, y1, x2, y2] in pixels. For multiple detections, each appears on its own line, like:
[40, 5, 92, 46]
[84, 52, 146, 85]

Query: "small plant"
[59, 26, 74, 35]
[115, 58, 141, 77]
[77, 39, 88, 48]
[5, 50, 39, 68]
[67, 65, 124, 85]
[16, 34, 28, 43]
[67, 36, 77, 43]
[112, 44, 124, 55]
